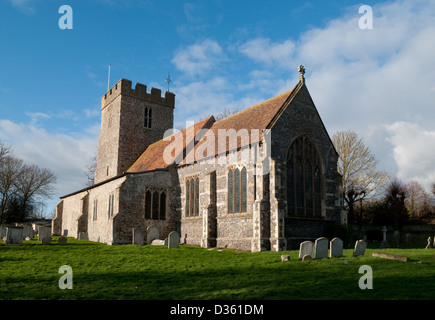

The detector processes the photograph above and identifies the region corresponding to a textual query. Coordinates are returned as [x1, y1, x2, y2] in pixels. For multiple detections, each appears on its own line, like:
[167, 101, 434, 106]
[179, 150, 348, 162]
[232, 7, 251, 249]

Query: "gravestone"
[405, 233, 412, 246]
[41, 236, 52, 244]
[22, 225, 34, 240]
[151, 239, 165, 245]
[38, 226, 51, 242]
[281, 255, 290, 262]
[393, 230, 400, 248]
[5, 227, 23, 244]
[380, 226, 389, 248]
[353, 240, 367, 257]
[78, 232, 88, 240]
[57, 236, 68, 244]
[298, 241, 314, 260]
[0, 225, 6, 239]
[302, 254, 312, 261]
[146, 226, 160, 244]
[330, 237, 343, 258]
[168, 231, 180, 249]
[314, 237, 328, 259]
[426, 236, 433, 249]
[132, 228, 144, 245]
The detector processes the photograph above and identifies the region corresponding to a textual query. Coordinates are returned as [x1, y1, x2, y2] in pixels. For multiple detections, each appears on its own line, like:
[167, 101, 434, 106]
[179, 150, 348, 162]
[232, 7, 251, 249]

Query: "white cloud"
[172, 39, 225, 77]
[385, 122, 435, 189]
[0, 119, 98, 207]
[9, 0, 36, 14]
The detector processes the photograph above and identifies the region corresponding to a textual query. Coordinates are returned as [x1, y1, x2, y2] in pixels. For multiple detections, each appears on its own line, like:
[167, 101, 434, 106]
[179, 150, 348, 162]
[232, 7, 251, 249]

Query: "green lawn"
[1, 237, 435, 300]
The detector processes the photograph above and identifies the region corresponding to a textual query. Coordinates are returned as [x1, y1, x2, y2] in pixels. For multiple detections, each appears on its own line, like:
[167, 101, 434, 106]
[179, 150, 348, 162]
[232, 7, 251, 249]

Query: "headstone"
[151, 239, 165, 245]
[41, 236, 52, 244]
[0, 225, 7, 239]
[380, 226, 389, 248]
[393, 230, 400, 248]
[353, 240, 367, 257]
[302, 254, 312, 261]
[58, 236, 68, 244]
[38, 226, 51, 242]
[330, 237, 343, 258]
[5, 227, 23, 244]
[426, 236, 433, 249]
[405, 233, 412, 246]
[132, 228, 144, 245]
[168, 231, 180, 249]
[281, 255, 290, 262]
[22, 225, 34, 240]
[78, 232, 88, 240]
[314, 237, 328, 259]
[298, 241, 314, 260]
[146, 226, 160, 244]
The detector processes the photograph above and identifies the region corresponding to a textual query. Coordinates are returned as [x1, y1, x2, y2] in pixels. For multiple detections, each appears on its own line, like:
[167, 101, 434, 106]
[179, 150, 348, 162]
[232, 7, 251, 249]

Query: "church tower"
[94, 79, 175, 184]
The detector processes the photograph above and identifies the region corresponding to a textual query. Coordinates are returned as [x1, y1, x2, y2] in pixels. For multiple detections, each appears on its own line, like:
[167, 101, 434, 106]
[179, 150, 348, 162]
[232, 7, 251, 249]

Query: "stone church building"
[52, 66, 346, 251]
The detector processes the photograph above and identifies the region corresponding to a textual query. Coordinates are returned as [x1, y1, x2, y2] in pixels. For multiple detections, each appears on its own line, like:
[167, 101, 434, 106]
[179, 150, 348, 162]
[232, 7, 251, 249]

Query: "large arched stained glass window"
[287, 136, 322, 217]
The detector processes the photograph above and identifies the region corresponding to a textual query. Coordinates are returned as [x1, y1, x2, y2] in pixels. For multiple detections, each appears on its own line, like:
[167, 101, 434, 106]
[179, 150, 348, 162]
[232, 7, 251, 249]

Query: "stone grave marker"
[58, 236, 68, 244]
[22, 225, 34, 240]
[132, 228, 144, 245]
[330, 237, 343, 258]
[298, 241, 314, 260]
[314, 237, 328, 259]
[302, 254, 312, 261]
[78, 232, 88, 240]
[353, 240, 367, 257]
[5, 227, 23, 244]
[281, 255, 290, 262]
[168, 231, 180, 249]
[0, 225, 6, 239]
[38, 226, 51, 242]
[146, 226, 160, 244]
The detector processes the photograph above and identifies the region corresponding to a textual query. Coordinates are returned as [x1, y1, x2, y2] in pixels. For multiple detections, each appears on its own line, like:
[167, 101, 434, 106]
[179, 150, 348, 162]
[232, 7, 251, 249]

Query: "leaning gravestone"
[353, 240, 367, 257]
[78, 232, 88, 240]
[5, 227, 23, 244]
[330, 237, 343, 258]
[299, 241, 314, 260]
[132, 228, 144, 245]
[146, 226, 160, 244]
[314, 237, 328, 259]
[168, 231, 180, 249]
[38, 226, 51, 242]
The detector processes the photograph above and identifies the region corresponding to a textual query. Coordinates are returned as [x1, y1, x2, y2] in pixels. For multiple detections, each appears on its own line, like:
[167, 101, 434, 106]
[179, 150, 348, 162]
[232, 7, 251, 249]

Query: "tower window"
[144, 107, 152, 128]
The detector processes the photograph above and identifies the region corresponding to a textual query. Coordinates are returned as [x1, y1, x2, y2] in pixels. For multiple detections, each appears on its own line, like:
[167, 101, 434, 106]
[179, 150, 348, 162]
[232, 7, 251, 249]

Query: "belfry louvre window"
[228, 167, 247, 214]
[185, 177, 199, 217]
[144, 107, 152, 128]
[287, 136, 322, 217]
[144, 189, 166, 220]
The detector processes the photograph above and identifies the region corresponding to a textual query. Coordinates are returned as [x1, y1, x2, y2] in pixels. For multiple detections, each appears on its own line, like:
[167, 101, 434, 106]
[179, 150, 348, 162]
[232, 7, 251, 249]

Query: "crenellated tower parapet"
[102, 78, 175, 110]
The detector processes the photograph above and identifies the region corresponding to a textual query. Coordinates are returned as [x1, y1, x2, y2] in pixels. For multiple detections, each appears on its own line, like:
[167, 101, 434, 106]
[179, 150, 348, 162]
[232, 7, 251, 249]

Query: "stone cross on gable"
[298, 65, 305, 83]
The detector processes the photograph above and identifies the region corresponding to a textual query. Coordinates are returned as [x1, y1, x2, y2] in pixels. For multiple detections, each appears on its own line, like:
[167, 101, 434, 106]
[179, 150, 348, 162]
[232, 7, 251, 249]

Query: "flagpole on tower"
[107, 64, 111, 92]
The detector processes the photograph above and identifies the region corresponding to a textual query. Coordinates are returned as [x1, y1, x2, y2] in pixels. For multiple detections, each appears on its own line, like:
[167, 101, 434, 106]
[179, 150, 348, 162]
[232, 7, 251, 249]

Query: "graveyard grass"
[1, 237, 435, 300]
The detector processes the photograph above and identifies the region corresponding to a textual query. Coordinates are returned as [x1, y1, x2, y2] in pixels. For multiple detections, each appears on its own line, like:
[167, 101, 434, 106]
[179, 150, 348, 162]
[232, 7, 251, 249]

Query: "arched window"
[152, 191, 159, 220]
[228, 167, 247, 214]
[160, 192, 166, 220]
[287, 136, 322, 217]
[185, 176, 199, 217]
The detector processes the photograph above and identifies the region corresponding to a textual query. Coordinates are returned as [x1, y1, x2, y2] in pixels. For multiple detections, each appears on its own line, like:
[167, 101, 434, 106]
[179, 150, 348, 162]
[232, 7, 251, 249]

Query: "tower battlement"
[102, 78, 175, 109]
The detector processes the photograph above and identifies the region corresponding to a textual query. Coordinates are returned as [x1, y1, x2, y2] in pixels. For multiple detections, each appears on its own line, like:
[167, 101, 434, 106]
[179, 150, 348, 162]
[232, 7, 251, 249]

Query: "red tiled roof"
[127, 87, 296, 172]
[127, 116, 214, 172]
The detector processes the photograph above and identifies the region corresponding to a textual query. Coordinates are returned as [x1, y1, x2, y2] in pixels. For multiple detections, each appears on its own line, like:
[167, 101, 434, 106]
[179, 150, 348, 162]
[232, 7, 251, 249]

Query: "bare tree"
[332, 130, 389, 224]
[405, 180, 432, 218]
[84, 154, 97, 186]
[0, 155, 24, 222]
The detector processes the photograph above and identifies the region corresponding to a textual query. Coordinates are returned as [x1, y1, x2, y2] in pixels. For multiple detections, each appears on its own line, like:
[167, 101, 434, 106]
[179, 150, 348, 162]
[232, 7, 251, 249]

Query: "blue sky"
[1, 0, 435, 216]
